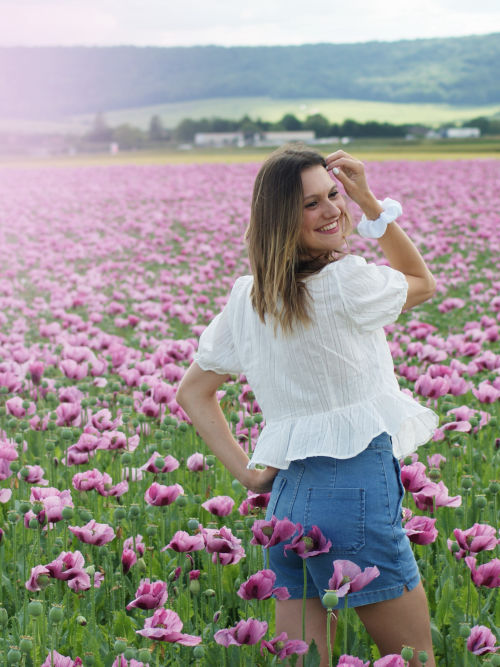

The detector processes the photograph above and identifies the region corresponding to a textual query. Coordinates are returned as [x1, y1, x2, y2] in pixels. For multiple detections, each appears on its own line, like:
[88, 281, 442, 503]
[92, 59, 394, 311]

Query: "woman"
[176, 146, 438, 666]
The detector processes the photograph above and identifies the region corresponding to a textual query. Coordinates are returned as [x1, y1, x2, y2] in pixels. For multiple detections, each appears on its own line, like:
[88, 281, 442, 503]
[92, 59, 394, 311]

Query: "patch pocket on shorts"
[265, 475, 287, 521]
[304, 487, 365, 554]
[391, 457, 406, 527]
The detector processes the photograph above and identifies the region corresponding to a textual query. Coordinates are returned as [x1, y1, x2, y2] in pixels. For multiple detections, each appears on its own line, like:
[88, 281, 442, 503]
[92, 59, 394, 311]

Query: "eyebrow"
[303, 185, 338, 200]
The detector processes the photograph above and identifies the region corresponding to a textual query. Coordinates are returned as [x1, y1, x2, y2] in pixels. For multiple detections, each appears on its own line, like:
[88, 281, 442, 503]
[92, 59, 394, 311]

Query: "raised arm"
[325, 150, 436, 311]
[176, 362, 278, 493]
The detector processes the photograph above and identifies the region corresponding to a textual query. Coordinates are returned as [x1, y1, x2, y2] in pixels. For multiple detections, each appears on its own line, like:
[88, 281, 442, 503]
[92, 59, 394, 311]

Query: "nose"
[325, 199, 341, 216]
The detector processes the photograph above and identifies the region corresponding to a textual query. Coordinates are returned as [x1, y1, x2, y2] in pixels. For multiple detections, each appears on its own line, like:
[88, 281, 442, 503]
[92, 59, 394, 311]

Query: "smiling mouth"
[316, 220, 340, 233]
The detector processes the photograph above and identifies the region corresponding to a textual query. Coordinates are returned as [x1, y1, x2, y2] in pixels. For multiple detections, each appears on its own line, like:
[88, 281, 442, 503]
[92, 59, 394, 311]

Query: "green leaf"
[112, 609, 136, 640]
[435, 577, 454, 626]
[304, 639, 321, 667]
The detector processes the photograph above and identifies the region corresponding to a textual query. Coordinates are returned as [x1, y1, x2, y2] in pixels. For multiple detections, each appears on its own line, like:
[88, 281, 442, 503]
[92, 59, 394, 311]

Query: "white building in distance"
[445, 127, 481, 139]
[194, 132, 246, 147]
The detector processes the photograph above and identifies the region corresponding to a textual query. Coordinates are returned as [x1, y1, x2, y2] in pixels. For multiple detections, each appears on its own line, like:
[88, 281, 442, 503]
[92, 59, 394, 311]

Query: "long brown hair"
[245, 144, 351, 333]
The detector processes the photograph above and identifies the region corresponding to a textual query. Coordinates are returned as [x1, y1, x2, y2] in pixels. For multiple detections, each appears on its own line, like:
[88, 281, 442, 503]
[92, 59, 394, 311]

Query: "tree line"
[85, 112, 500, 148]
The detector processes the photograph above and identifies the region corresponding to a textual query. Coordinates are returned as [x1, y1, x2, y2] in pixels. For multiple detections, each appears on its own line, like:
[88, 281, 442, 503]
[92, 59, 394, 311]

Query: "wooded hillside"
[1, 33, 498, 118]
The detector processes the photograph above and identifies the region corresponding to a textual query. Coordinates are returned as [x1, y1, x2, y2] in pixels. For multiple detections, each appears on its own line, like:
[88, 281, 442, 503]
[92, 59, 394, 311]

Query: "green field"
[2, 136, 499, 169]
[73, 97, 500, 131]
[2, 97, 499, 138]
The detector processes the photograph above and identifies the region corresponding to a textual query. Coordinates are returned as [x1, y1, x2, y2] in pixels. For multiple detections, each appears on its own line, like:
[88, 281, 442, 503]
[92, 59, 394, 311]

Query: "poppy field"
[0, 158, 499, 666]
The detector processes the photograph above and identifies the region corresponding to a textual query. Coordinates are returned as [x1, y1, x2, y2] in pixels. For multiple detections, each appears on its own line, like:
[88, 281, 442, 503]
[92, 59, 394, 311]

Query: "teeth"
[318, 221, 339, 232]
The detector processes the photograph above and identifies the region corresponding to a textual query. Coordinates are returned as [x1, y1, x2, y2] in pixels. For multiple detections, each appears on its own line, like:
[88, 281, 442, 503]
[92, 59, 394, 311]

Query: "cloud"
[0, 0, 498, 46]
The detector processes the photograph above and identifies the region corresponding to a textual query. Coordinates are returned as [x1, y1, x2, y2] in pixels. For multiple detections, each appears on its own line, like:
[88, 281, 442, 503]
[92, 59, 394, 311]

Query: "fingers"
[325, 149, 355, 163]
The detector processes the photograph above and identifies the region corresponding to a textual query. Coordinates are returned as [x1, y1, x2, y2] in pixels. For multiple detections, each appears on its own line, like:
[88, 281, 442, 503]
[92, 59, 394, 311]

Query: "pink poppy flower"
[126, 578, 168, 610]
[453, 523, 498, 554]
[45, 550, 91, 591]
[55, 402, 81, 427]
[467, 625, 499, 655]
[41, 651, 82, 667]
[60, 359, 88, 380]
[260, 632, 309, 660]
[412, 481, 461, 512]
[0, 488, 12, 503]
[214, 618, 268, 647]
[141, 451, 179, 473]
[427, 453, 446, 468]
[6, 396, 35, 418]
[136, 608, 201, 645]
[25, 565, 51, 592]
[30, 486, 74, 524]
[90, 408, 120, 432]
[201, 495, 235, 517]
[373, 656, 405, 666]
[186, 452, 209, 471]
[18, 464, 49, 485]
[161, 530, 205, 553]
[123, 534, 145, 556]
[28, 361, 44, 385]
[465, 556, 500, 588]
[284, 523, 332, 558]
[328, 560, 380, 597]
[201, 525, 246, 565]
[140, 397, 160, 418]
[400, 462, 429, 492]
[415, 374, 450, 399]
[122, 549, 137, 574]
[69, 520, 115, 546]
[144, 482, 183, 506]
[152, 381, 175, 404]
[337, 656, 370, 666]
[72, 469, 105, 492]
[403, 515, 438, 545]
[0, 440, 19, 462]
[473, 381, 500, 404]
[250, 516, 297, 548]
[112, 658, 147, 667]
[237, 569, 290, 601]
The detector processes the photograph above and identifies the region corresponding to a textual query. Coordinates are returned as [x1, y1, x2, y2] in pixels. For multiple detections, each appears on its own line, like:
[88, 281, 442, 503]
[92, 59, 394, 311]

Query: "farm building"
[194, 132, 246, 147]
[256, 131, 315, 146]
[444, 127, 481, 138]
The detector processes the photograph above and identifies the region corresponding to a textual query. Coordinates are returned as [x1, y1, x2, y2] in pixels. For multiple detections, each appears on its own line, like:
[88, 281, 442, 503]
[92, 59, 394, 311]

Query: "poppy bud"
[19, 638, 32, 654]
[49, 606, 64, 624]
[7, 648, 21, 665]
[322, 590, 339, 609]
[401, 646, 414, 661]
[113, 639, 127, 653]
[193, 646, 205, 659]
[28, 601, 43, 617]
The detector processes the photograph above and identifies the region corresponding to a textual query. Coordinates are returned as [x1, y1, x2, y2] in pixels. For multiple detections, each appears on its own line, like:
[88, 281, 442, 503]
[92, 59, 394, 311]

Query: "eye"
[305, 201, 317, 209]
[329, 191, 338, 199]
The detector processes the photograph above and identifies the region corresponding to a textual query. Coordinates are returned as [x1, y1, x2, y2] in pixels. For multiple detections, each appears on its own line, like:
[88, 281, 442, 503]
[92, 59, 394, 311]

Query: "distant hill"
[1, 34, 499, 119]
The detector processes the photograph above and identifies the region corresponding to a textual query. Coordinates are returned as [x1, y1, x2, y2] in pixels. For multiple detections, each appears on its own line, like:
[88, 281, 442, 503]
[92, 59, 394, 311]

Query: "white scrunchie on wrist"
[357, 198, 403, 239]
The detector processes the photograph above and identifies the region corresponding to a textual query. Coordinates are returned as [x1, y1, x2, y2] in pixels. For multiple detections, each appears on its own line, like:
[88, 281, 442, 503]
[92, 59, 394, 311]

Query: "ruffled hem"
[246, 391, 439, 469]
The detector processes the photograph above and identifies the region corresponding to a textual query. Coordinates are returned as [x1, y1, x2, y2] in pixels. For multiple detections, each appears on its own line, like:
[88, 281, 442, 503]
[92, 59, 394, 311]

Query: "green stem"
[302, 560, 307, 643]
[326, 609, 333, 667]
[343, 596, 348, 657]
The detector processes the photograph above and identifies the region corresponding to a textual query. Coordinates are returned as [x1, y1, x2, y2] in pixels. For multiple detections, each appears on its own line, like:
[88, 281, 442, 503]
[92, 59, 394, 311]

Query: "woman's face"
[299, 165, 348, 257]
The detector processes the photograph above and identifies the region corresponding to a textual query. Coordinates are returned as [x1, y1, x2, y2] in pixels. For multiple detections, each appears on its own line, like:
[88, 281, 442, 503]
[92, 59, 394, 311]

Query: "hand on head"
[325, 150, 375, 209]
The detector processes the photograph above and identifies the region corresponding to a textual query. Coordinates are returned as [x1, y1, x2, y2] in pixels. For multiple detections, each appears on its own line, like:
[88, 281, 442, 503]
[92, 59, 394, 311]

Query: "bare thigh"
[276, 598, 338, 667]
[355, 582, 435, 667]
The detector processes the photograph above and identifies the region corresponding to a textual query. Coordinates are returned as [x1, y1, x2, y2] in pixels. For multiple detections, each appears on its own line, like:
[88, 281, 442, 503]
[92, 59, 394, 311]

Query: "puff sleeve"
[192, 279, 245, 375]
[335, 256, 408, 332]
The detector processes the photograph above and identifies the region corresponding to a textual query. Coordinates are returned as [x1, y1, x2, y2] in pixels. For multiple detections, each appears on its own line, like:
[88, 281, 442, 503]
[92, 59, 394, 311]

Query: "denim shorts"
[264, 432, 420, 609]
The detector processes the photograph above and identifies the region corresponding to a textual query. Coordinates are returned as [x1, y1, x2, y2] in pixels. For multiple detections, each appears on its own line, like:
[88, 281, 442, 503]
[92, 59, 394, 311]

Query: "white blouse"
[193, 254, 438, 469]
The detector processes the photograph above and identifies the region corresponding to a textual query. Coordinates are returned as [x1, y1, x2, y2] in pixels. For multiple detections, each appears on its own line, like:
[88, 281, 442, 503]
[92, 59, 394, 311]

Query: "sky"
[1, 0, 499, 47]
